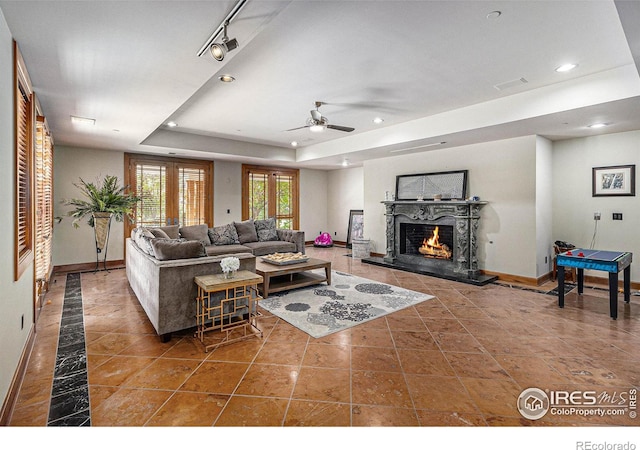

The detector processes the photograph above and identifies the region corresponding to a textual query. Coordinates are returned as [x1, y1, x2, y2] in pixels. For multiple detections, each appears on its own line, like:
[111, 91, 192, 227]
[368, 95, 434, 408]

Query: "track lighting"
[209, 21, 238, 61]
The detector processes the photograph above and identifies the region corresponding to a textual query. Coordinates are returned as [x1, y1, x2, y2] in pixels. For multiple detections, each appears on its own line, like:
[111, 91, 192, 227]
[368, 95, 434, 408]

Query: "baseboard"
[52, 259, 125, 274]
[0, 323, 36, 426]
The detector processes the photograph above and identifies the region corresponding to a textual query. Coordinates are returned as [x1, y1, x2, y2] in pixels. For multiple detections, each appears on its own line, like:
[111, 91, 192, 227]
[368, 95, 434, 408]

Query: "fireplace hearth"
[363, 200, 497, 286]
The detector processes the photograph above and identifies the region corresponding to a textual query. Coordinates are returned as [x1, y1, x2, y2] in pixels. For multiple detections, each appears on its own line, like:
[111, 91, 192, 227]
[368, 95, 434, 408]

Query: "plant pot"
[92, 212, 113, 254]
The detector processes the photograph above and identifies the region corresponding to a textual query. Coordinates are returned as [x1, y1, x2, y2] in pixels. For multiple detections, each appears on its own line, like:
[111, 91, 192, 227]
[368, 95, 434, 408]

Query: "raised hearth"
[363, 200, 497, 286]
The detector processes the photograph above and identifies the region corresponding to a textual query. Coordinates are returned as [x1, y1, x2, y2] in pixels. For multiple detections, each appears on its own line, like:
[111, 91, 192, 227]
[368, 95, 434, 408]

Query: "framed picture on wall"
[592, 164, 636, 197]
[346, 209, 364, 249]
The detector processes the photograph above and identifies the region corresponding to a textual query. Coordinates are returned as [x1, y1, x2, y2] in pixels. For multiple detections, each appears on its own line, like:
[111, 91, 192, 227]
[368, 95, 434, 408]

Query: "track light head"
[209, 22, 238, 61]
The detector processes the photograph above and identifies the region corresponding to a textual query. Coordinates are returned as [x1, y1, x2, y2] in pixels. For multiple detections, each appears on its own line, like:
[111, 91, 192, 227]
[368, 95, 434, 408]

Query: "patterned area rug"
[259, 271, 434, 338]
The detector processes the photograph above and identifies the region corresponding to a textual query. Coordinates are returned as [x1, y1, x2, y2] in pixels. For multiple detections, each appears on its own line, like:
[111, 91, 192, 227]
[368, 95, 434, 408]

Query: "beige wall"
[552, 130, 640, 281]
[53, 146, 126, 266]
[326, 166, 364, 243]
[363, 136, 540, 278]
[0, 11, 36, 413]
[536, 136, 554, 277]
[52, 149, 328, 266]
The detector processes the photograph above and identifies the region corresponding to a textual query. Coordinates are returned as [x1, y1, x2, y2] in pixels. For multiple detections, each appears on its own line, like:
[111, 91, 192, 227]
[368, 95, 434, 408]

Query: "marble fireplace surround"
[363, 200, 497, 286]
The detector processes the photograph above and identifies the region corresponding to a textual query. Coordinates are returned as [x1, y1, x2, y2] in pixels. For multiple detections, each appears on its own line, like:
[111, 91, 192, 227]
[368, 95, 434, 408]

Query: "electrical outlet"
[594, 212, 601, 220]
[613, 213, 623, 220]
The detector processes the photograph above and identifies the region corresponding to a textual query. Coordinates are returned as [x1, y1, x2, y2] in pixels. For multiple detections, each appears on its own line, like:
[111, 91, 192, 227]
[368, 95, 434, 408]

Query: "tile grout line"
[47, 272, 91, 426]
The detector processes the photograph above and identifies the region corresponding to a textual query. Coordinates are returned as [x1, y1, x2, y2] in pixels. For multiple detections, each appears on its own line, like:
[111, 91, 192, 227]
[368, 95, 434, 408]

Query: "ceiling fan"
[286, 101, 355, 133]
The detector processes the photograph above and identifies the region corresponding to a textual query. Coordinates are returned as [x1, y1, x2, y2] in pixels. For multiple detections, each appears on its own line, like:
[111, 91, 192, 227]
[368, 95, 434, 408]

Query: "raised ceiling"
[2, 0, 640, 169]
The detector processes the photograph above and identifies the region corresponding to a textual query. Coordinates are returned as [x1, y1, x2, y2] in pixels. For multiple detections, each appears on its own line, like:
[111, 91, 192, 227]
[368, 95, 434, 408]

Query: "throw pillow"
[150, 239, 206, 261]
[208, 223, 240, 245]
[233, 219, 258, 244]
[147, 225, 179, 240]
[147, 227, 170, 239]
[133, 228, 155, 256]
[254, 217, 278, 242]
[179, 224, 212, 245]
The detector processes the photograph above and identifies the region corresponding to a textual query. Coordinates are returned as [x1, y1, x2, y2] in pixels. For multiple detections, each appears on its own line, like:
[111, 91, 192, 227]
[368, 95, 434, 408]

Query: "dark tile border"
[47, 272, 91, 426]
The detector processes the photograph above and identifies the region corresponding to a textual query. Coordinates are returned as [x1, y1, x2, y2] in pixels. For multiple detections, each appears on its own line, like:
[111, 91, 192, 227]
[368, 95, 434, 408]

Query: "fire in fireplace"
[399, 223, 454, 261]
[419, 226, 452, 259]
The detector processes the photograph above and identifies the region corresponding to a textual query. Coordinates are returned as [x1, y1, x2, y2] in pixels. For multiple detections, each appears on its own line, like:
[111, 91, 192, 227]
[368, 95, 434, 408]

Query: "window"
[34, 113, 54, 305]
[14, 41, 34, 281]
[242, 165, 299, 229]
[124, 154, 213, 236]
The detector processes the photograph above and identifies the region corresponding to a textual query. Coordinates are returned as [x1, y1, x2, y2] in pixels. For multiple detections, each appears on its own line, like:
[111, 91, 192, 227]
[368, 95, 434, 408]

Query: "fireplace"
[400, 223, 454, 260]
[363, 200, 496, 285]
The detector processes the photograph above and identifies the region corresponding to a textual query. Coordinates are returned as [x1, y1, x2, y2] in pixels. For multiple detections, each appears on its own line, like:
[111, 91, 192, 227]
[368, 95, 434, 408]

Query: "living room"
[2, 0, 640, 442]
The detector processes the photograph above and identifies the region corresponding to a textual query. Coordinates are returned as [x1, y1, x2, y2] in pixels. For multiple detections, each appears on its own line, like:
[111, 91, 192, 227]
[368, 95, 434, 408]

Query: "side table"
[194, 270, 263, 352]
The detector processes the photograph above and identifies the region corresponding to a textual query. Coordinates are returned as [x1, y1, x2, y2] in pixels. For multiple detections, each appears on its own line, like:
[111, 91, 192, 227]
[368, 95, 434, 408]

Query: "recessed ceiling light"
[589, 122, 607, 129]
[373, 117, 384, 124]
[70, 115, 95, 126]
[166, 121, 178, 128]
[290, 141, 298, 147]
[219, 74, 235, 82]
[555, 63, 578, 73]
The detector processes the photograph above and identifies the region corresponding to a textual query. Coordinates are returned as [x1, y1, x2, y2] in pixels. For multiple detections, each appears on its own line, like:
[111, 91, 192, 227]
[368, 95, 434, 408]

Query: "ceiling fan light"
[309, 124, 325, 132]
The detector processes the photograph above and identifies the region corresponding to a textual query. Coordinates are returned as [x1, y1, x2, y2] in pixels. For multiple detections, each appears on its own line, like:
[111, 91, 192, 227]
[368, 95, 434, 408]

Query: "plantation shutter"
[124, 154, 213, 239]
[135, 163, 168, 228]
[248, 170, 269, 220]
[178, 166, 207, 227]
[14, 41, 34, 280]
[242, 165, 299, 230]
[35, 115, 54, 295]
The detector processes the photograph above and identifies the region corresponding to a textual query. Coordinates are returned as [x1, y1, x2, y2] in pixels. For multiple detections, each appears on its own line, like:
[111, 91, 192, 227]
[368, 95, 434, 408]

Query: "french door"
[242, 164, 299, 230]
[124, 154, 213, 238]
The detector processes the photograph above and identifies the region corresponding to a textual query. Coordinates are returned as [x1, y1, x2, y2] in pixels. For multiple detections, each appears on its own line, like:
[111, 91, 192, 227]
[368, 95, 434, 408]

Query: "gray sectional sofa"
[125, 219, 305, 341]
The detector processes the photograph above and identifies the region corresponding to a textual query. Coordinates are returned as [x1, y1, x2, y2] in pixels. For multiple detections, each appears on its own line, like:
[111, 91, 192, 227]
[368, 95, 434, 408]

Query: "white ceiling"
[2, 0, 640, 170]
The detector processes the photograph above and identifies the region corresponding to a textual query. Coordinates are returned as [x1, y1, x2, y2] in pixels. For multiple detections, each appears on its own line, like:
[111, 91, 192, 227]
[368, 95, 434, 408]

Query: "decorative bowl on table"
[261, 252, 309, 265]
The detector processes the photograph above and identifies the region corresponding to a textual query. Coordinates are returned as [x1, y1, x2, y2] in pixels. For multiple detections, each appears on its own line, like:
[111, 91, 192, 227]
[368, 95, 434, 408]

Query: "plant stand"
[93, 212, 113, 272]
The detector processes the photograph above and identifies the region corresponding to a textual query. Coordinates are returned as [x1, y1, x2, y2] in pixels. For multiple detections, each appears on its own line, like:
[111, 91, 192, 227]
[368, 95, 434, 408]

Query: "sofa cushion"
[179, 224, 211, 245]
[254, 217, 278, 242]
[234, 219, 258, 244]
[146, 225, 180, 240]
[208, 223, 240, 245]
[150, 239, 206, 261]
[243, 240, 297, 256]
[204, 244, 253, 256]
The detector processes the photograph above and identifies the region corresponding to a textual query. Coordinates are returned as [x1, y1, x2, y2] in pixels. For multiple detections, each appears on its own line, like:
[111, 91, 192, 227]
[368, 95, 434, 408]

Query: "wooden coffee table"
[255, 257, 331, 298]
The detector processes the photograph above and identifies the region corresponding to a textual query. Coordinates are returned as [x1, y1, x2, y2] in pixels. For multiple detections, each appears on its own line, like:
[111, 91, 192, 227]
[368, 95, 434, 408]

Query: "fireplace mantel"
[363, 199, 496, 285]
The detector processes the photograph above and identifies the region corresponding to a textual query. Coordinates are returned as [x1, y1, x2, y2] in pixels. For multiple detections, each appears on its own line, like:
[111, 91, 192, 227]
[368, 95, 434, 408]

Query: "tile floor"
[8, 246, 640, 428]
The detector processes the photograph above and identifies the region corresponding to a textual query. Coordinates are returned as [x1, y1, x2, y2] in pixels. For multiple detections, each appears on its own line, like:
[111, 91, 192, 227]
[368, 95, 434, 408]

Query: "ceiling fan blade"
[327, 124, 355, 132]
[285, 125, 310, 131]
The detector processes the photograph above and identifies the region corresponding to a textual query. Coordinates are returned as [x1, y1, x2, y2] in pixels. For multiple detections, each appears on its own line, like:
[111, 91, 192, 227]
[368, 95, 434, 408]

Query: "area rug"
[259, 270, 434, 338]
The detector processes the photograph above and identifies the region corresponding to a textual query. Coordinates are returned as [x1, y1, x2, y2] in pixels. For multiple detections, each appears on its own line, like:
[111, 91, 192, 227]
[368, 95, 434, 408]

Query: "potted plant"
[63, 175, 140, 270]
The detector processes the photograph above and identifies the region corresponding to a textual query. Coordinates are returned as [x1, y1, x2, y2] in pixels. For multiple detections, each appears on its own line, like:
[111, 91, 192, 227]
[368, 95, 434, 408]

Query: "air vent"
[494, 78, 528, 91]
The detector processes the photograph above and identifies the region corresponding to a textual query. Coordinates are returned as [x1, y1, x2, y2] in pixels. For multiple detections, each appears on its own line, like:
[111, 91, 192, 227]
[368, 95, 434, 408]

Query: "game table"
[556, 248, 632, 320]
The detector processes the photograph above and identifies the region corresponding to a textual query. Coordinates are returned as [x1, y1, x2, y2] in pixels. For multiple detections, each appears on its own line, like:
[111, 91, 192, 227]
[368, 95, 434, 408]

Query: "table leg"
[263, 274, 270, 299]
[325, 265, 331, 285]
[608, 272, 618, 320]
[558, 264, 565, 308]
[577, 268, 584, 294]
[624, 265, 631, 304]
